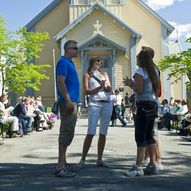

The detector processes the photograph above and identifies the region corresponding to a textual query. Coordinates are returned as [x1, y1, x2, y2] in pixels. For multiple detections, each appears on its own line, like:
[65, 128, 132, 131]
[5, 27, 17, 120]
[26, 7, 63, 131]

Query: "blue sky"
[0, 0, 190, 50]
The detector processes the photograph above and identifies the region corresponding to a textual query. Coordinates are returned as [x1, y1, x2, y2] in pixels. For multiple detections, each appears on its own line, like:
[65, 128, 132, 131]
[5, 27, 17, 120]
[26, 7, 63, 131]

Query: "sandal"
[71, 159, 85, 171]
[96, 160, 109, 167]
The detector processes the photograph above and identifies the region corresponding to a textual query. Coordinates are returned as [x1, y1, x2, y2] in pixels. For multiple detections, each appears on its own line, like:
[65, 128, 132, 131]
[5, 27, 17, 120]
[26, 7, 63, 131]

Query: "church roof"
[25, 0, 174, 35]
[54, 2, 142, 41]
[25, 0, 62, 30]
[79, 33, 127, 51]
[137, 0, 174, 34]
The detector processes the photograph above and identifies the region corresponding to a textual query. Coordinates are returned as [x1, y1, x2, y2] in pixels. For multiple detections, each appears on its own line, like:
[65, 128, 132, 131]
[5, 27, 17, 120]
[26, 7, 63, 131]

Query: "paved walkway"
[0, 119, 191, 191]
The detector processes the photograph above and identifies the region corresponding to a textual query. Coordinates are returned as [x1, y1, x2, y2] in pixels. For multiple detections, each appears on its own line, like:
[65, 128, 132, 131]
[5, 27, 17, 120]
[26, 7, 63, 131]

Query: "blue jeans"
[112, 105, 126, 126]
[18, 118, 27, 135]
[19, 115, 33, 132]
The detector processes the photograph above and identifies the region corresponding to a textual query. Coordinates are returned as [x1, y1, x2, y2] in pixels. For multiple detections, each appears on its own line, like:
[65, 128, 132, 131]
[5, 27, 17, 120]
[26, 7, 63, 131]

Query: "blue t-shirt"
[56, 56, 80, 103]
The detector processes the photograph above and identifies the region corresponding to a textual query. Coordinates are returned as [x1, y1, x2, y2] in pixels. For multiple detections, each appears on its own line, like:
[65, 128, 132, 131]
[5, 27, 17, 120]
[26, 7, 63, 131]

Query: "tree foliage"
[158, 37, 191, 85]
[0, 18, 50, 94]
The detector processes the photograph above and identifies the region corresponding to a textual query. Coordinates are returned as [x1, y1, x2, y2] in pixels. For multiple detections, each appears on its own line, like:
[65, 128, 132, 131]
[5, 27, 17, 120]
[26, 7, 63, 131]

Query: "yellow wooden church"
[26, 0, 179, 107]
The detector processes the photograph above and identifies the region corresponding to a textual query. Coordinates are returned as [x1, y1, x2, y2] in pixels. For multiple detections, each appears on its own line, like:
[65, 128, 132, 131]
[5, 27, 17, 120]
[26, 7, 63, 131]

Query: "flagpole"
[53, 49, 57, 102]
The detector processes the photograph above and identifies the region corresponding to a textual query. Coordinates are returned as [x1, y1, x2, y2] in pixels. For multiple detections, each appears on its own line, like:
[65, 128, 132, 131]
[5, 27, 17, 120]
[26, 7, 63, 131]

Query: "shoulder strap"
[88, 72, 102, 85]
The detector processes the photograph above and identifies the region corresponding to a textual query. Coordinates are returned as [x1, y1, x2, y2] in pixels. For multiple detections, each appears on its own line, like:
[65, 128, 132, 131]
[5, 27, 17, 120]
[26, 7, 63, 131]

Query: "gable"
[54, 2, 141, 41]
[79, 34, 126, 51]
[62, 9, 132, 49]
[25, 0, 173, 35]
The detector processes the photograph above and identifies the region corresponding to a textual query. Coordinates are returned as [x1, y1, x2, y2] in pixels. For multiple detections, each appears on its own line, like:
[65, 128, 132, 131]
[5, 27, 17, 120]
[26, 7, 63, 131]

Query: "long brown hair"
[137, 50, 159, 96]
[87, 56, 103, 74]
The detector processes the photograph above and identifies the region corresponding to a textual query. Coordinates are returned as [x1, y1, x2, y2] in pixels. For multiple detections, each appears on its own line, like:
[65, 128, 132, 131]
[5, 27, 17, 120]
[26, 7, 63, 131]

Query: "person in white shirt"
[77, 56, 113, 168]
[0, 94, 19, 137]
[111, 90, 126, 127]
[176, 100, 188, 115]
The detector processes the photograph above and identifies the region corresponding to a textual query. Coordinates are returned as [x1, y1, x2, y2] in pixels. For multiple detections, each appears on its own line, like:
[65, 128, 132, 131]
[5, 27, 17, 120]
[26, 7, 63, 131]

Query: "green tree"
[0, 18, 50, 94]
[0, 18, 14, 93]
[158, 37, 191, 84]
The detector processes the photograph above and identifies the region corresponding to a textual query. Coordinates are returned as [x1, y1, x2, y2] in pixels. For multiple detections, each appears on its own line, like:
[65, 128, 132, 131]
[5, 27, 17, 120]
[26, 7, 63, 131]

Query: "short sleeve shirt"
[56, 56, 80, 103]
[135, 67, 159, 102]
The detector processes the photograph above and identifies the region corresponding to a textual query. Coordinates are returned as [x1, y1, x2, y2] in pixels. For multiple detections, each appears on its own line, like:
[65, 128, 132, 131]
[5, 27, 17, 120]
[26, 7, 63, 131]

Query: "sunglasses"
[68, 47, 78, 50]
[96, 59, 102, 63]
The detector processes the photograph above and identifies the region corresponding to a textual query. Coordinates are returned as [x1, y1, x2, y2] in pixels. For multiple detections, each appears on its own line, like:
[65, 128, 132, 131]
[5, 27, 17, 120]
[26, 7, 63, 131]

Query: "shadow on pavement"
[0, 151, 191, 191]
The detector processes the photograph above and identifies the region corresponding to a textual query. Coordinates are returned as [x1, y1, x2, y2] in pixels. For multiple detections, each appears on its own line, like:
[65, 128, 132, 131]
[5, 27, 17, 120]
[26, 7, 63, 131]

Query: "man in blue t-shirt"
[55, 40, 80, 178]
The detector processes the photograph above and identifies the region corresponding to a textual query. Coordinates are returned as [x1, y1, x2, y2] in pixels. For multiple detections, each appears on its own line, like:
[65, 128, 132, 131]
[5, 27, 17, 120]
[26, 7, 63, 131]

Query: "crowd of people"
[0, 94, 57, 144]
[1, 40, 189, 179]
[111, 93, 191, 135]
[159, 97, 191, 134]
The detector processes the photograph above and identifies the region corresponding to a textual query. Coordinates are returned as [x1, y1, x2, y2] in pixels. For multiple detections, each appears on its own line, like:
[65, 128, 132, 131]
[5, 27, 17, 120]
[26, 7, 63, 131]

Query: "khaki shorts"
[58, 102, 78, 146]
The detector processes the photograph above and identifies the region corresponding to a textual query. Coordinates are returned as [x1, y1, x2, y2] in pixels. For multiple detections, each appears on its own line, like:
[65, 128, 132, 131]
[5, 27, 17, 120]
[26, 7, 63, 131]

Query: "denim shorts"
[88, 101, 112, 135]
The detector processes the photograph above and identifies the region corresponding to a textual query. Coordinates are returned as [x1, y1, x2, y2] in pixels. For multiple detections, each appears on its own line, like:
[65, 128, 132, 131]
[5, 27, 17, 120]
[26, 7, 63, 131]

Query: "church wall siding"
[123, 0, 162, 62]
[69, 5, 125, 22]
[34, 0, 69, 106]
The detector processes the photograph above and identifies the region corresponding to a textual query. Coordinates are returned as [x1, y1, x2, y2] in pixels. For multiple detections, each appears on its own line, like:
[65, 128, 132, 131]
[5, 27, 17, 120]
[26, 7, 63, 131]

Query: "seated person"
[33, 98, 52, 130]
[34, 96, 45, 112]
[162, 100, 188, 131]
[13, 97, 33, 135]
[0, 94, 19, 137]
[176, 100, 188, 116]
[178, 113, 191, 136]
[170, 99, 181, 114]
[160, 99, 170, 116]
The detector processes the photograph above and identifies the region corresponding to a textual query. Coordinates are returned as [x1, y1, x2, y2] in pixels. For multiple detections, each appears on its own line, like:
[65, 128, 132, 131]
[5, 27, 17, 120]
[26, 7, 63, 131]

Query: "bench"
[0, 121, 4, 139]
[0, 121, 13, 138]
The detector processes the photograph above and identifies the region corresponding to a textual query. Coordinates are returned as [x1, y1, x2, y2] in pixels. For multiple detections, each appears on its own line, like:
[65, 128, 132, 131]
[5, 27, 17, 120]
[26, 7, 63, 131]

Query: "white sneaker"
[155, 161, 163, 170]
[54, 167, 76, 178]
[142, 158, 149, 167]
[125, 165, 144, 177]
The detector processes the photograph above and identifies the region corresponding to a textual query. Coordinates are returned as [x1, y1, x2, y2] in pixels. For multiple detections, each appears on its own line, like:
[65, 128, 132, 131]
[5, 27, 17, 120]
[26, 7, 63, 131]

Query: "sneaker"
[143, 164, 158, 175]
[11, 133, 18, 138]
[19, 128, 23, 137]
[0, 138, 4, 145]
[122, 123, 127, 127]
[54, 167, 76, 178]
[65, 163, 84, 172]
[125, 165, 144, 177]
[142, 158, 149, 167]
[155, 161, 163, 170]
[27, 128, 33, 133]
[37, 127, 43, 131]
